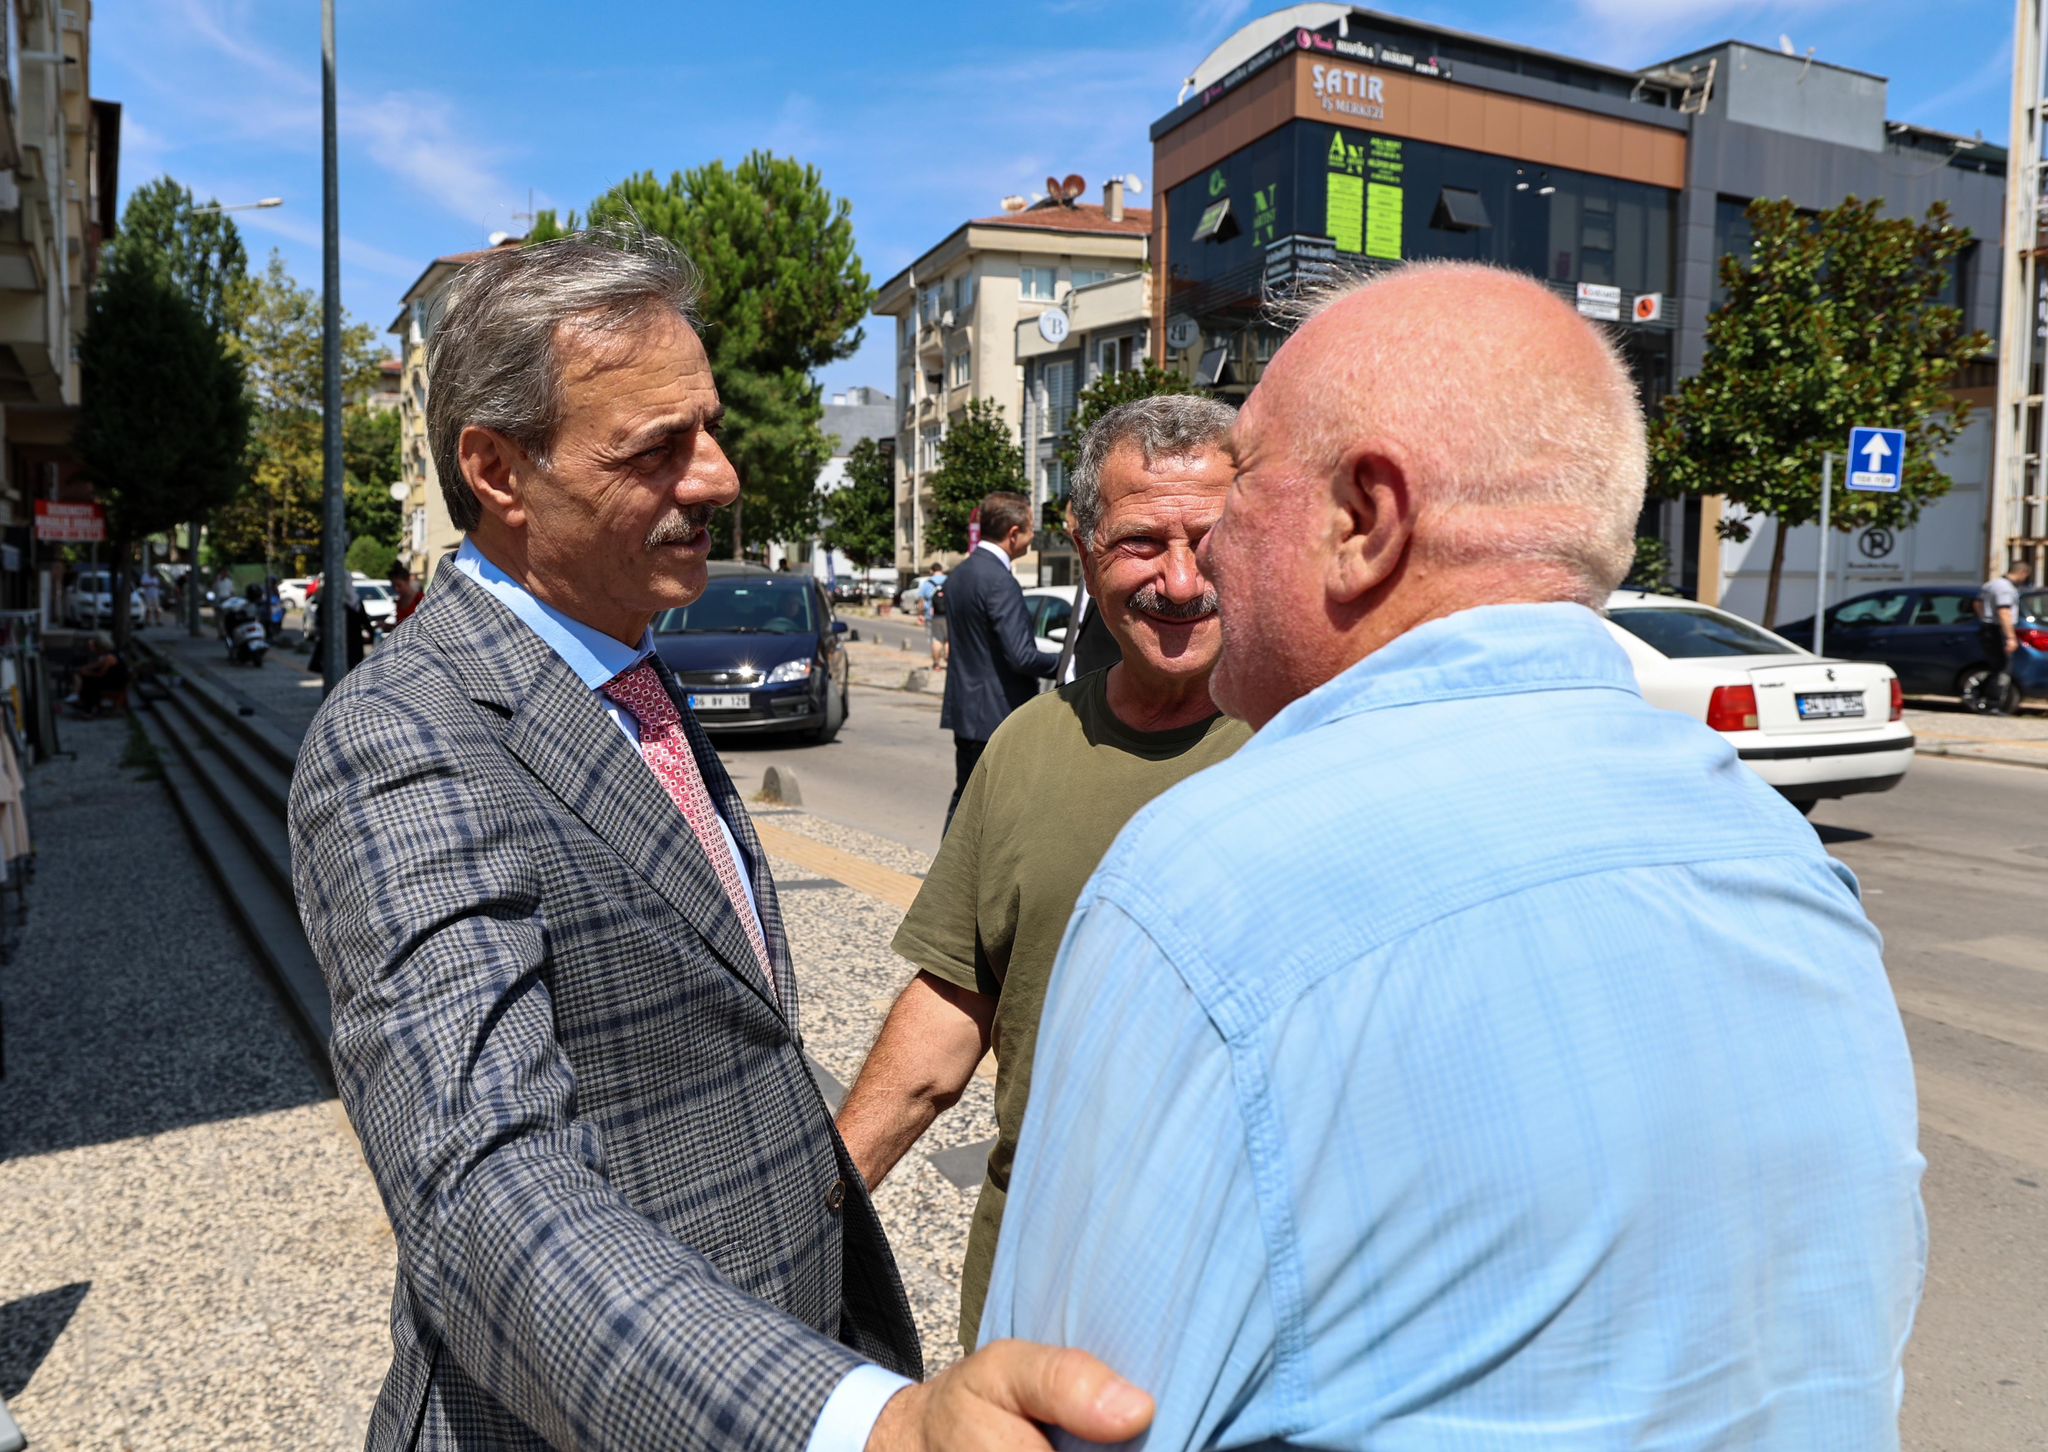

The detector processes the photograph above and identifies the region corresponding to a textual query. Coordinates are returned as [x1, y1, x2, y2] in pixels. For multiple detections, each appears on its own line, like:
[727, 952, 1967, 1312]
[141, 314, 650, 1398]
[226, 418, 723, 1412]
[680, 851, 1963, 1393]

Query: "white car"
[1603, 590, 1912, 813]
[355, 581, 397, 627]
[277, 576, 314, 611]
[64, 568, 144, 627]
[1022, 585, 1077, 656]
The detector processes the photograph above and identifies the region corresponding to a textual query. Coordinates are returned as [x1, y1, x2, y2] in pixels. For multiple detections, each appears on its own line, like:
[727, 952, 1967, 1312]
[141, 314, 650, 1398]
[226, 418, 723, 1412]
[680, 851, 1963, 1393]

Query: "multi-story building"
[389, 244, 507, 583]
[1014, 269, 1152, 584]
[1, 0, 118, 615]
[1150, 5, 2004, 621]
[367, 355, 402, 413]
[872, 184, 1150, 581]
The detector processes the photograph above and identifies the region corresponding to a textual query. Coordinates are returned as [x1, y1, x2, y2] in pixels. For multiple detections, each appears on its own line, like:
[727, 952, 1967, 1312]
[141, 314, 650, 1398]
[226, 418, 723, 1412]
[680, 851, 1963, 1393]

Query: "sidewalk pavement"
[1904, 702, 2048, 771]
[0, 714, 393, 1449]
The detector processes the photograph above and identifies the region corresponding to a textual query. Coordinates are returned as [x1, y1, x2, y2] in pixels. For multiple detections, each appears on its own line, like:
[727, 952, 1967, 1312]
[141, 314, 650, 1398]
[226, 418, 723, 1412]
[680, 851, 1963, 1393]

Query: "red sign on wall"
[34, 500, 105, 542]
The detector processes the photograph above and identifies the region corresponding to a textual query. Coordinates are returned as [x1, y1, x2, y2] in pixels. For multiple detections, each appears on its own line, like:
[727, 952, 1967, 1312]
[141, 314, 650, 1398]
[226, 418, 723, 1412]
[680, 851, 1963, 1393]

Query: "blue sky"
[100, 0, 2012, 396]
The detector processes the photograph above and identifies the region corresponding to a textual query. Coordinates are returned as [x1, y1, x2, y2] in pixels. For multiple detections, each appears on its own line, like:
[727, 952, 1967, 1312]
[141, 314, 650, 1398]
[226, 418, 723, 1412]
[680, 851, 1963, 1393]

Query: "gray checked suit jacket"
[289, 567, 921, 1451]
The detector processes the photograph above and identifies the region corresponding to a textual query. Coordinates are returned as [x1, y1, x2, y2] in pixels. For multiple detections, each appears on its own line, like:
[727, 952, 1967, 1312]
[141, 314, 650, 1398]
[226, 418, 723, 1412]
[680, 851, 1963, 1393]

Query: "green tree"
[105, 175, 249, 333]
[555, 154, 870, 554]
[1624, 535, 1678, 594]
[820, 436, 896, 572]
[1649, 197, 1989, 626]
[1048, 362, 1210, 537]
[346, 534, 397, 577]
[211, 253, 379, 567]
[927, 398, 1028, 552]
[77, 247, 250, 647]
[344, 404, 403, 553]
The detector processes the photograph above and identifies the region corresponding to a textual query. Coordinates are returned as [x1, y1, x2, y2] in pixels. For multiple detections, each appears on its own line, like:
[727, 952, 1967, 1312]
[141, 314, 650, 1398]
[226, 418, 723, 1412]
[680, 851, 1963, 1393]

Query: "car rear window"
[654, 578, 816, 634]
[1608, 607, 1799, 658]
[2023, 591, 2047, 626]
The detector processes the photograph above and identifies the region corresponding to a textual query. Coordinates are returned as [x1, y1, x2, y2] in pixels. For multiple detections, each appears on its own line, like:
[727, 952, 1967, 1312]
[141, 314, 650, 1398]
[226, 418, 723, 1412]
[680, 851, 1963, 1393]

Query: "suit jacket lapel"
[423, 568, 788, 1024]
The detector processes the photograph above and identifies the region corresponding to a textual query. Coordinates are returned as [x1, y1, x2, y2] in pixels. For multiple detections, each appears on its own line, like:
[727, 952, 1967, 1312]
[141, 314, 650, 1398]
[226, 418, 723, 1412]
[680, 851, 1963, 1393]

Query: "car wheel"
[808, 679, 845, 744]
[1958, 664, 2018, 715]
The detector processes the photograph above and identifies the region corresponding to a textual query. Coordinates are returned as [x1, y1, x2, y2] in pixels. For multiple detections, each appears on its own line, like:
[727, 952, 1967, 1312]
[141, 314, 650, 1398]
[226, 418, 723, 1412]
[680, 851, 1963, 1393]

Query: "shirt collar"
[976, 540, 1012, 567]
[452, 537, 653, 691]
[1254, 602, 1640, 748]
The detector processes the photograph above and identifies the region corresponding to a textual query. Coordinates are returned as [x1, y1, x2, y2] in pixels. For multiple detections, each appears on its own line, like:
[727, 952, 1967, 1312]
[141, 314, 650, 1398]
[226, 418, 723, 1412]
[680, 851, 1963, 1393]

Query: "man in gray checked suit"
[289, 229, 1151, 1452]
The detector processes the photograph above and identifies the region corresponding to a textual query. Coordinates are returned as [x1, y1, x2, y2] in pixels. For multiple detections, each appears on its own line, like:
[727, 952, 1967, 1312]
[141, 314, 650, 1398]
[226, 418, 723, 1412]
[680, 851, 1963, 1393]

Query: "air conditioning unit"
[940, 309, 955, 329]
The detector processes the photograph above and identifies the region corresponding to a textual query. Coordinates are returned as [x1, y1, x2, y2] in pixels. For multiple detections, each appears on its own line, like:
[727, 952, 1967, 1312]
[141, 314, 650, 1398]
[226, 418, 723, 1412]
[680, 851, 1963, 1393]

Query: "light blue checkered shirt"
[981, 603, 1926, 1450]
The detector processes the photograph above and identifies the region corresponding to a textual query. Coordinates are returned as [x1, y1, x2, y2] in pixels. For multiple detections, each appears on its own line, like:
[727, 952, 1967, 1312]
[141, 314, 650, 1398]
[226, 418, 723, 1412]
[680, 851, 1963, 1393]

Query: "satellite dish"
[1062, 173, 1086, 202]
[487, 230, 513, 245]
[1045, 177, 1062, 203]
[1000, 195, 1028, 213]
[1778, 33, 1795, 55]
[388, 481, 409, 503]
[1123, 174, 1145, 196]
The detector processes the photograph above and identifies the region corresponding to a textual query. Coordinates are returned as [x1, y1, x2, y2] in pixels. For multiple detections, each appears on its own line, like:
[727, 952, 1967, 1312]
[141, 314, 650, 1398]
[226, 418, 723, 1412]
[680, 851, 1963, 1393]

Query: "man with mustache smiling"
[838, 395, 1251, 1356]
[289, 229, 1153, 1452]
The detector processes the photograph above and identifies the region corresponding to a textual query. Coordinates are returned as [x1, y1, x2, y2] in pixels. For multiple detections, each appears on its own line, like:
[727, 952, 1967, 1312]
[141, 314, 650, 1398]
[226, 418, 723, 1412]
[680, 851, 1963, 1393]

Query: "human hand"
[867, 1340, 1153, 1451]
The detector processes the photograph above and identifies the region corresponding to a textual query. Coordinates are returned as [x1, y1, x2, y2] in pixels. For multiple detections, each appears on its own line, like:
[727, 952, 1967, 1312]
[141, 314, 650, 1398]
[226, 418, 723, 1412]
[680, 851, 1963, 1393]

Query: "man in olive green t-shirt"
[838, 396, 1251, 1352]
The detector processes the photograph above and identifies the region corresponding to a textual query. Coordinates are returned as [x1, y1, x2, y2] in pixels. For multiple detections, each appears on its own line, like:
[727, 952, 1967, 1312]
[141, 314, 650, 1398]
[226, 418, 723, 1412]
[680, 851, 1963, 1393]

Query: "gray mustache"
[1128, 584, 1219, 620]
[646, 507, 714, 548]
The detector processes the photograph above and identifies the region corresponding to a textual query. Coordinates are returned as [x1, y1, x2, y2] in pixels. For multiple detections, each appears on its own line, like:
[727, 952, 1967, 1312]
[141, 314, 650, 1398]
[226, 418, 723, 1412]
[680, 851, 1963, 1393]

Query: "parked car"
[277, 577, 314, 611]
[651, 564, 850, 742]
[1021, 584, 1076, 656]
[355, 581, 398, 628]
[1773, 586, 2029, 707]
[63, 568, 144, 627]
[1603, 590, 1913, 813]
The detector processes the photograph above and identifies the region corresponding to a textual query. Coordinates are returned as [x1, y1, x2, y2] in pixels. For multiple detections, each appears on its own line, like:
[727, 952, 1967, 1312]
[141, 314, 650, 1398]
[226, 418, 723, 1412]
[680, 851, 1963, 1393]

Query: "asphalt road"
[715, 691, 2046, 1447]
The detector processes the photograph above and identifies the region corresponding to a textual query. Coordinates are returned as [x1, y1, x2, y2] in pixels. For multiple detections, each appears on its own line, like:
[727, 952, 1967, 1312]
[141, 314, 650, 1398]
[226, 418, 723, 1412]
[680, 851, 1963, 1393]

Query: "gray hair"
[1070, 394, 1236, 545]
[426, 225, 701, 532]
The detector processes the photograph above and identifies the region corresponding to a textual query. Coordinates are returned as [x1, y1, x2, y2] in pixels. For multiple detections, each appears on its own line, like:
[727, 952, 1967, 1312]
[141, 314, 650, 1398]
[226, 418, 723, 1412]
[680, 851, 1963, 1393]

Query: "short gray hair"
[426, 226, 701, 532]
[1070, 394, 1236, 545]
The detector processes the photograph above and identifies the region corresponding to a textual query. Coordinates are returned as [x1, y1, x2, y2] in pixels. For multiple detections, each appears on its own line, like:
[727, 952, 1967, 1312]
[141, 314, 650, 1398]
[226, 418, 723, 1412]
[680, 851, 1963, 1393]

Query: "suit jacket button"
[826, 1177, 846, 1215]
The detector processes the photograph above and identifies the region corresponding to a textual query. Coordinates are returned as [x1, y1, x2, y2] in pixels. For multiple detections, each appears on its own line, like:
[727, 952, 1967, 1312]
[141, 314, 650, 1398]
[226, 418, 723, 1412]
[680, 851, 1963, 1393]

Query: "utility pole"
[319, 0, 348, 692]
[1992, 0, 2048, 581]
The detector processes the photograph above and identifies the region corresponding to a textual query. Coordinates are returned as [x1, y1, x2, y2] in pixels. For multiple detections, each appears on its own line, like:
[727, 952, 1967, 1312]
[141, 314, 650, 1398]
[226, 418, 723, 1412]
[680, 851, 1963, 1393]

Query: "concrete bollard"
[759, 765, 803, 806]
[905, 669, 930, 693]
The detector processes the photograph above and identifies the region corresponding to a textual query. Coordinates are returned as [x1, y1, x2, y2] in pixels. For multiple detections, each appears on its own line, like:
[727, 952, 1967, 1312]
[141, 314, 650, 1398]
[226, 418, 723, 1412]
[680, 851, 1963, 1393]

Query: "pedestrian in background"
[388, 562, 423, 625]
[839, 396, 1248, 1353]
[1975, 559, 2033, 714]
[936, 492, 1056, 830]
[917, 560, 949, 671]
[984, 262, 1926, 1449]
[139, 569, 163, 627]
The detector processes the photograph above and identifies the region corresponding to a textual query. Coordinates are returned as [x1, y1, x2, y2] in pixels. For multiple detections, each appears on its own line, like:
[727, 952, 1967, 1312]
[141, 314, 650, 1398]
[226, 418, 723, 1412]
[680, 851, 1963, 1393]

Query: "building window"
[1096, 336, 1129, 379]
[920, 285, 944, 325]
[898, 316, 912, 358]
[919, 426, 942, 472]
[1042, 455, 1069, 501]
[1072, 267, 1112, 289]
[1045, 359, 1075, 435]
[1020, 265, 1056, 301]
[950, 349, 972, 387]
[953, 273, 976, 313]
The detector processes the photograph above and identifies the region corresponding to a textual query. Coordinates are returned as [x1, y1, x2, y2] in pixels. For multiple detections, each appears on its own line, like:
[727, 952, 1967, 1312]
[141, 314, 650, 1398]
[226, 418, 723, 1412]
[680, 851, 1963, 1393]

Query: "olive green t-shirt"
[890, 668, 1251, 1350]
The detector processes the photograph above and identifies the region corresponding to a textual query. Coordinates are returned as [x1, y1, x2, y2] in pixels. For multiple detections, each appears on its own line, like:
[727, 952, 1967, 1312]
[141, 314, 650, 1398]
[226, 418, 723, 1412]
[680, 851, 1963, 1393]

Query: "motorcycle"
[219, 595, 270, 668]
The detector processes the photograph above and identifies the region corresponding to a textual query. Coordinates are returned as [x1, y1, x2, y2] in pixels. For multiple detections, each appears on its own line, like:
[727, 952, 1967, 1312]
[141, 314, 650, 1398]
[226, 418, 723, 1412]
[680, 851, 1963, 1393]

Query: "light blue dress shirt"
[451, 540, 906, 1448]
[982, 603, 1926, 1450]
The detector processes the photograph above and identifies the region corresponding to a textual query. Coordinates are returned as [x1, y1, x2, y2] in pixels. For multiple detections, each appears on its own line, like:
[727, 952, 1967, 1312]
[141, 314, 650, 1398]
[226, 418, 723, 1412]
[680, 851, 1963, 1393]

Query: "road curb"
[1913, 742, 2048, 772]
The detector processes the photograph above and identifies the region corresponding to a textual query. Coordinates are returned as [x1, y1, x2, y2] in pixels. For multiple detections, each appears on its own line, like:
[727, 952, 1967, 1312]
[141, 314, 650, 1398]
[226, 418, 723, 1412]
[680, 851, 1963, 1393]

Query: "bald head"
[1198, 262, 1649, 727]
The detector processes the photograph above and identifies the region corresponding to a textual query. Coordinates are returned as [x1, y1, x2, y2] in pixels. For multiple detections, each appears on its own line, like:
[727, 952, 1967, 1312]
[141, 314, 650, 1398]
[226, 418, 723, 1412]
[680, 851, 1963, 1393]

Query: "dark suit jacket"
[289, 567, 920, 1451]
[939, 546, 1058, 742]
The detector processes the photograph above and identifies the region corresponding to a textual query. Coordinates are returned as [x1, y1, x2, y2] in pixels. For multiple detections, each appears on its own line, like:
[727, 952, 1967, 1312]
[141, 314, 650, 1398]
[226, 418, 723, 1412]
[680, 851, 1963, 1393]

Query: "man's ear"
[1327, 444, 1414, 604]
[459, 424, 530, 529]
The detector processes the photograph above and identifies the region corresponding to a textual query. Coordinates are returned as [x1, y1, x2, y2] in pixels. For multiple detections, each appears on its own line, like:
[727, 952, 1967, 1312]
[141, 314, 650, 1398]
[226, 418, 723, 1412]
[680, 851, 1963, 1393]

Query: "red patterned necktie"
[602, 661, 774, 990]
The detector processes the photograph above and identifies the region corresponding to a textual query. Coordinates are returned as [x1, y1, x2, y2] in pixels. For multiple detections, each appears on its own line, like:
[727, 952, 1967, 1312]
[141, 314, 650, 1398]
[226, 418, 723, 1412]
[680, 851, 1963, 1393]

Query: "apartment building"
[3, 0, 118, 615]
[872, 182, 1150, 580]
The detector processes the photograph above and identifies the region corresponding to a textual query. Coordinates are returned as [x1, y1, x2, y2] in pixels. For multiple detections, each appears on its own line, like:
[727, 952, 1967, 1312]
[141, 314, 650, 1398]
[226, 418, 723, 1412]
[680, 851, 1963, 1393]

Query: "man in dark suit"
[289, 230, 1151, 1452]
[938, 491, 1058, 829]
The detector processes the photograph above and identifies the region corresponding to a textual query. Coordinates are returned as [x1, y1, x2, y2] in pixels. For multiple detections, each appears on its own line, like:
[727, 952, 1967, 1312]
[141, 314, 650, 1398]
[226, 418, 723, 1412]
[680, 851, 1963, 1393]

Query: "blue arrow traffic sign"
[1847, 426, 1905, 493]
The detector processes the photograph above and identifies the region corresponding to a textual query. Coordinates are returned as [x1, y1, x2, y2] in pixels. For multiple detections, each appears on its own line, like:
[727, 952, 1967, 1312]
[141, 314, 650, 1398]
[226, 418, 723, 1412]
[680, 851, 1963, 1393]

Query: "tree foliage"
[821, 436, 896, 572]
[344, 404, 403, 551]
[210, 254, 379, 568]
[534, 153, 870, 554]
[105, 175, 249, 333]
[1649, 197, 1989, 624]
[928, 398, 1027, 552]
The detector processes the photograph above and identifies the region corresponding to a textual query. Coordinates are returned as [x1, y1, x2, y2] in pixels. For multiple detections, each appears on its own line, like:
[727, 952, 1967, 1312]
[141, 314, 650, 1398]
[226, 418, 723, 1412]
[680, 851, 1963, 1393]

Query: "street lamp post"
[190, 198, 284, 216]
[319, 0, 347, 693]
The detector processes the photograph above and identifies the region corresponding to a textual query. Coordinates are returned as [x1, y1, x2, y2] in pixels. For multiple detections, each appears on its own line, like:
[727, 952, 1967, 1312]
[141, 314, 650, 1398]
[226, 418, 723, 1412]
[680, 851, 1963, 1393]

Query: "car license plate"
[1796, 691, 1865, 720]
[688, 693, 750, 712]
